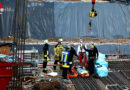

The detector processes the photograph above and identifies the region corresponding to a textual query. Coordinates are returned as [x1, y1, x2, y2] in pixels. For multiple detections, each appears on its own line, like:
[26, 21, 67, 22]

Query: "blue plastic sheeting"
[0, 0, 16, 39]
[96, 53, 108, 68]
[94, 65, 108, 77]
[1, 1, 130, 40]
[27, 2, 55, 39]
[95, 44, 130, 54]
[0, 1, 55, 40]
[54, 2, 130, 39]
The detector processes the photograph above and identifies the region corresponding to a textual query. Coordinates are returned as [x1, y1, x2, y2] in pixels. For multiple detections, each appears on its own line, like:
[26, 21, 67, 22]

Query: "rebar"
[10, 0, 27, 89]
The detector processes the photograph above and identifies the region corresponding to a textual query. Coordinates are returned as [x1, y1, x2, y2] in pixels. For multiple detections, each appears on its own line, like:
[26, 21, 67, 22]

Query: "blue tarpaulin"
[0, 1, 130, 40]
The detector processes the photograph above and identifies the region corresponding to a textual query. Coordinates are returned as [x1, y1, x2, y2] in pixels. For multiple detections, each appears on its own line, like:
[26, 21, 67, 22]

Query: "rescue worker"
[77, 40, 87, 66]
[89, 7, 97, 18]
[61, 46, 71, 79]
[69, 44, 78, 74]
[42, 40, 50, 73]
[84, 44, 98, 76]
[53, 38, 65, 70]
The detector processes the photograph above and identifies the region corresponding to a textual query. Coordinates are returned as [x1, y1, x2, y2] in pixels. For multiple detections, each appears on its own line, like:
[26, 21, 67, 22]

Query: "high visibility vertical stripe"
[47, 51, 48, 55]
[64, 55, 68, 63]
[61, 54, 63, 61]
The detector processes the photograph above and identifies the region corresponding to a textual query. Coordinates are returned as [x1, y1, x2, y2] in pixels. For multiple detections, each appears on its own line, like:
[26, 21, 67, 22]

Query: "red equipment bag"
[0, 62, 13, 90]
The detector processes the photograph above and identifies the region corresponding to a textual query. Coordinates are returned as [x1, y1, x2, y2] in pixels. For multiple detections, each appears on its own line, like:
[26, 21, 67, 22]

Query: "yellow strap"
[47, 51, 48, 55]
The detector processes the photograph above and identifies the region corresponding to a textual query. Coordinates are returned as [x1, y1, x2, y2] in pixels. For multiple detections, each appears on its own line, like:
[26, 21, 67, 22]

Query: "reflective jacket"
[42, 44, 50, 62]
[61, 50, 70, 68]
[90, 10, 97, 17]
[54, 44, 65, 60]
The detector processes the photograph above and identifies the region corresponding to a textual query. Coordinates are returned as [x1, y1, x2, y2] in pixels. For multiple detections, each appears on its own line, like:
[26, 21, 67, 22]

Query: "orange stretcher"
[67, 68, 78, 78]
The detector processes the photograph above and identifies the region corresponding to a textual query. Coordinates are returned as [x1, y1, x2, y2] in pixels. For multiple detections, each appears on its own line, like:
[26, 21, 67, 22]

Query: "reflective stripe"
[62, 63, 70, 68]
[64, 55, 68, 63]
[44, 50, 48, 57]
[69, 62, 72, 64]
[90, 57, 94, 59]
[47, 51, 48, 55]
[42, 58, 50, 62]
[44, 55, 47, 57]
[62, 65, 70, 68]
[47, 59, 50, 61]
[42, 50, 50, 61]
[61, 53, 63, 61]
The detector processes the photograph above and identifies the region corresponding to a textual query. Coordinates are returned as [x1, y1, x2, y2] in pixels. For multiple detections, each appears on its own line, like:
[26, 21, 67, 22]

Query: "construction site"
[0, 0, 130, 90]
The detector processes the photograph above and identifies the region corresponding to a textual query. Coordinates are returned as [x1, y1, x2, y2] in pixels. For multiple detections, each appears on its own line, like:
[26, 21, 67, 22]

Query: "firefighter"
[53, 38, 65, 70]
[42, 40, 50, 73]
[69, 44, 78, 74]
[61, 46, 71, 79]
[84, 44, 98, 76]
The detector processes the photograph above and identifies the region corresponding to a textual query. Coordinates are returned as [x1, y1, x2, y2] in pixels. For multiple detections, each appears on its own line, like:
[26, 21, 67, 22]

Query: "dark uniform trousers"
[62, 68, 68, 79]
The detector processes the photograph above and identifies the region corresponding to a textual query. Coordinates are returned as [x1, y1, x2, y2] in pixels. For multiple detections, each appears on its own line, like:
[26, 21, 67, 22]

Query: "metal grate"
[71, 77, 101, 90]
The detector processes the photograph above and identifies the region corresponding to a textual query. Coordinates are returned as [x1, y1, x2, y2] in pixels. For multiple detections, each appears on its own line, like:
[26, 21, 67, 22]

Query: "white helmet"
[44, 39, 48, 44]
[58, 38, 63, 42]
